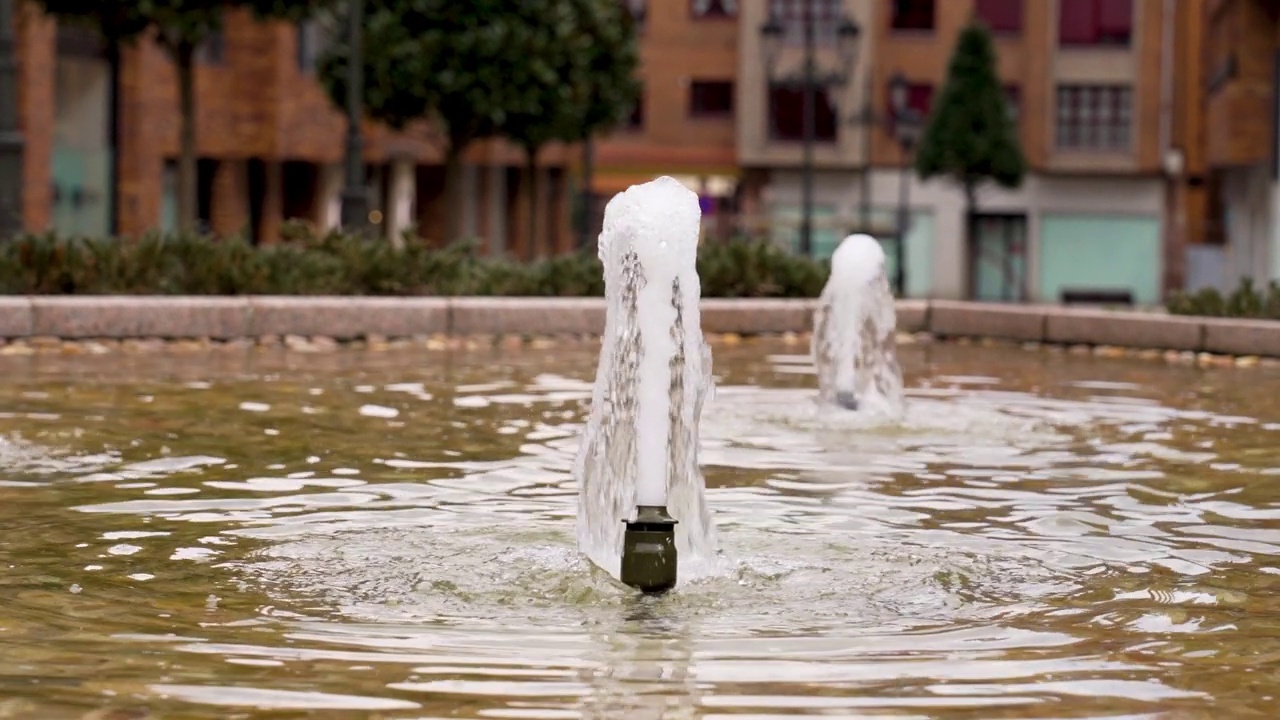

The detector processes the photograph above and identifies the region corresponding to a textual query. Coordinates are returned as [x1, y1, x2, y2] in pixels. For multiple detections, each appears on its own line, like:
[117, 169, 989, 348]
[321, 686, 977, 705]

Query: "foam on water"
[573, 176, 719, 580]
[812, 233, 905, 420]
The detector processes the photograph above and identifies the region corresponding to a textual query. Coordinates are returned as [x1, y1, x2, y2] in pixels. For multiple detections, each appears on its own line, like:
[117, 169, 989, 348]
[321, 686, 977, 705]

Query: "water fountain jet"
[573, 176, 718, 593]
[812, 233, 905, 419]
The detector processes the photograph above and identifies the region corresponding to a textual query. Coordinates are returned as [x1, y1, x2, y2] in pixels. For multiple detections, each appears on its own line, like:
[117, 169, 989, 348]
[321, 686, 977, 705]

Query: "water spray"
[812, 233, 906, 419]
[573, 175, 719, 594]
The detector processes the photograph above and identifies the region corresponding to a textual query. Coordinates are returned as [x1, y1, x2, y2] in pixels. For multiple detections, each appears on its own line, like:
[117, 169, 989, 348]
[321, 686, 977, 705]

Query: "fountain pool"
[2, 340, 1280, 719]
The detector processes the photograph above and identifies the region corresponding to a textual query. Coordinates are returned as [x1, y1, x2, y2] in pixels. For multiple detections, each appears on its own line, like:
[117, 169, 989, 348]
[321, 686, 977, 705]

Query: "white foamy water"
[812, 233, 905, 420]
[572, 176, 719, 580]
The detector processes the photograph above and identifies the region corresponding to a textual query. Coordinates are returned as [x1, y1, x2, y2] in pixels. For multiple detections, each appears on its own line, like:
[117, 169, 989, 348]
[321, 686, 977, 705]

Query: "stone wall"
[0, 297, 1277, 359]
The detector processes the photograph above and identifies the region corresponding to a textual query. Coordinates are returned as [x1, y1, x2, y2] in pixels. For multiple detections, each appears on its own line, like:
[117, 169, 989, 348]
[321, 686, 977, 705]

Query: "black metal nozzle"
[621, 505, 678, 594]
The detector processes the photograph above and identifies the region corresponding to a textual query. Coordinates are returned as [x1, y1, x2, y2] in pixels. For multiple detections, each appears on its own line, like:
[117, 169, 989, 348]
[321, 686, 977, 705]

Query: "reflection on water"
[1, 341, 1280, 718]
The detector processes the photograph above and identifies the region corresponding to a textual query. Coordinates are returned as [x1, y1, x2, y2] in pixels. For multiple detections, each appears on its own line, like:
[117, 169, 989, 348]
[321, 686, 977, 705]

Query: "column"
[15, 2, 53, 234]
[209, 159, 248, 238]
[115, 42, 168, 235]
[555, 167, 573, 254]
[316, 162, 342, 232]
[487, 163, 507, 255]
[460, 162, 478, 241]
[257, 159, 282, 244]
[534, 165, 552, 257]
[387, 157, 414, 248]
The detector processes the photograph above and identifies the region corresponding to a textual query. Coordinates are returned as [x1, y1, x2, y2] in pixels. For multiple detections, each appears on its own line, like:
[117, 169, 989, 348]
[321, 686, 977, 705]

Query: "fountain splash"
[811, 233, 905, 420]
[573, 176, 718, 583]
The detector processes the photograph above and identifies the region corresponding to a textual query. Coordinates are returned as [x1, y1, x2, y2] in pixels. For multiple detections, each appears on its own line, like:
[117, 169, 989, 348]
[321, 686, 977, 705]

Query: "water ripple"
[0, 343, 1278, 718]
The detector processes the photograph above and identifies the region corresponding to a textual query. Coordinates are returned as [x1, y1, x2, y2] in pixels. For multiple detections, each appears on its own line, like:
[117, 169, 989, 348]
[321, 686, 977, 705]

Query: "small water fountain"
[811, 233, 906, 419]
[573, 176, 718, 593]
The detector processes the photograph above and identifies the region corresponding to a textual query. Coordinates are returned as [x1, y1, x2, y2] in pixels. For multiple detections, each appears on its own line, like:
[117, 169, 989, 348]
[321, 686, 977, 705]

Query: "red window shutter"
[909, 84, 934, 115]
[975, 0, 1023, 33]
[1098, 0, 1133, 42]
[1058, 0, 1097, 44]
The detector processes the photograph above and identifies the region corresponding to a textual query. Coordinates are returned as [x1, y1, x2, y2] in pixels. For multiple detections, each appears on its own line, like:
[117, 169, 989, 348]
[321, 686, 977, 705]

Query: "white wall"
[387, 158, 415, 248]
[1271, 180, 1280, 283]
[1221, 165, 1273, 288]
[318, 163, 342, 232]
[765, 169, 1165, 300]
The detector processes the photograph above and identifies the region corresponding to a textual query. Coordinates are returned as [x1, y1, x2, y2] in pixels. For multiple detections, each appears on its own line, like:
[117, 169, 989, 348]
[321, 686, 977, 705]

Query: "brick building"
[737, 0, 1207, 304]
[1202, 0, 1280, 291]
[16, 3, 577, 255]
[12, 1, 1233, 303]
[587, 0, 741, 240]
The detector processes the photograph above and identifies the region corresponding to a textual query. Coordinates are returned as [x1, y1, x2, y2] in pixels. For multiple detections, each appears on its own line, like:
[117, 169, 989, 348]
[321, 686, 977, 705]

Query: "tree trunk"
[443, 143, 466, 245]
[524, 147, 540, 261]
[175, 41, 198, 234]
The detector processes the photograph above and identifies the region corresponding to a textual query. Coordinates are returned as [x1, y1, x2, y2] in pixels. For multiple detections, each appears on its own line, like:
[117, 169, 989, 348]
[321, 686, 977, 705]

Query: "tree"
[317, 1, 525, 244]
[914, 20, 1025, 289]
[501, 0, 639, 259]
[318, 0, 638, 249]
[32, 1, 333, 234]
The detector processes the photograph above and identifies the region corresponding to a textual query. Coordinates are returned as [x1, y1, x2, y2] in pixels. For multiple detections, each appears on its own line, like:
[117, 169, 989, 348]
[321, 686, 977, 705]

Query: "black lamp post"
[0, 0, 23, 242]
[339, 0, 370, 234]
[760, 4, 860, 258]
[887, 71, 921, 297]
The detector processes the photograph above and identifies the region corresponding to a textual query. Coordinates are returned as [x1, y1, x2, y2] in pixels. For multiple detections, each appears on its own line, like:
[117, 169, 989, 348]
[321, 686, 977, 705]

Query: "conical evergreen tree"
[914, 20, 1025, 287]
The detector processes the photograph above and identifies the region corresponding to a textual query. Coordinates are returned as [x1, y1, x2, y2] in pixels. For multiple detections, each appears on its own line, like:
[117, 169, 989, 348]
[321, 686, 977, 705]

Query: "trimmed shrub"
[1166, 277, 1280, 320]
[0, 231, 829, 298]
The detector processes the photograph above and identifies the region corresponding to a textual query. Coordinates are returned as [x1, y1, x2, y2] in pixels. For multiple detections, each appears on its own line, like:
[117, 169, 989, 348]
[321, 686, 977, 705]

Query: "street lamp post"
[760, 3, 860, 258]
[799, 1, 815, 257]
[888, 72, 921, 297]
[339, 0, 370, 235]
[0, 0, 23, 242]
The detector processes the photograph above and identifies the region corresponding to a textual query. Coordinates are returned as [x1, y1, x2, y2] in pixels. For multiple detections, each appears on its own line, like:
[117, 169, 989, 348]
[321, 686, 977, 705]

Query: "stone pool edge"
[0, 296, 1278, 360]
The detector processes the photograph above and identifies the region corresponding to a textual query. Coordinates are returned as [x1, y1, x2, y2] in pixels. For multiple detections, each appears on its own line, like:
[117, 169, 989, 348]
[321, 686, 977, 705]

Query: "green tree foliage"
[31, 1, 333, 233]
[318, 0, 532, 243]
[501, 0, 639, 259]
[318, 0, 639, 248]
[914, 21, 1024, 210]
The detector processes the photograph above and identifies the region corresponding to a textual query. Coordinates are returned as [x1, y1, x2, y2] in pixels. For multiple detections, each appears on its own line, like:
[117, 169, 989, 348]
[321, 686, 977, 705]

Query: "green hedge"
[1166, 277, 1280, 320]
[0, 231, 829, 298]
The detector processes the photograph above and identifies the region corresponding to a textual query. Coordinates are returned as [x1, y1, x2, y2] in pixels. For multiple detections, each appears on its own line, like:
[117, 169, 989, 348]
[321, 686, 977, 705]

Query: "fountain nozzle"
[621, 505, 678, 594]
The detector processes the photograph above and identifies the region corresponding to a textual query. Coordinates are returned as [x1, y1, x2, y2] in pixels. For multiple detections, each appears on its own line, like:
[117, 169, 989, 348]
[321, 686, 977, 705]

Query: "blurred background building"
[6, 0, 1276, 304]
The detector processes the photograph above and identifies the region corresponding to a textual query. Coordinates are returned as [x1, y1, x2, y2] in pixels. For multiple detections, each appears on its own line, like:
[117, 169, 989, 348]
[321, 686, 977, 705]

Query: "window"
[769, 0, 845, 42]
[689, 80, 734, 117]
[1055, 85, 1132, 150]
[692, 0, 736, 18]
[975, 0, 1023, 34]
[1059, 0, 1132, 46]
[768, 85, 837, 142]
[891, 0, 935, 31]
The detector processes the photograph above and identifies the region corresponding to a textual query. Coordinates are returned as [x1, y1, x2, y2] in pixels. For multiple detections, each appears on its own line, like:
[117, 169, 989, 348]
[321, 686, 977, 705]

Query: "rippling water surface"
[2, 340, 1279, 719]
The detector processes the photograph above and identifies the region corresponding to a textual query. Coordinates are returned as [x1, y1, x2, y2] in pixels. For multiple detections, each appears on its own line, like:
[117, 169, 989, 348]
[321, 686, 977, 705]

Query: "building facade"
[12, 0, 1231, 303]
[738, 0, 1204, 303]
[15, 3, 577, 256]
[1203, 0, 1280, 292]
[587, 0, 741, 241]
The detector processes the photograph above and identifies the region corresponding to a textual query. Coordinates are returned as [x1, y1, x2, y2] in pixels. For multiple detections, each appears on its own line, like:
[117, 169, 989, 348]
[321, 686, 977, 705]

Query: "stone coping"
[0, 296, 1278, 357]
